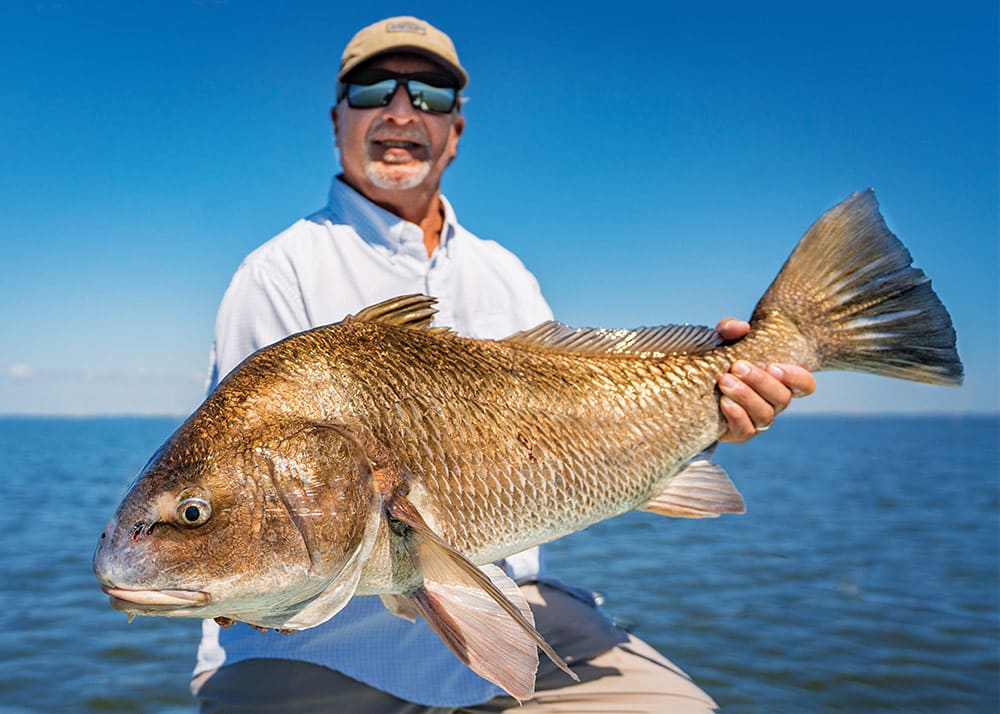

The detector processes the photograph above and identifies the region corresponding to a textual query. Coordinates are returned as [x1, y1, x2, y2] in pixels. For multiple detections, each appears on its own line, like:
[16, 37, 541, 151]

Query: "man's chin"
[364, 161, 432, 191]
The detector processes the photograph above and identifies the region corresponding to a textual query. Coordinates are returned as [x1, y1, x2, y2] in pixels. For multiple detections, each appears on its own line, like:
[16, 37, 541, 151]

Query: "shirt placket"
[426, 235, 455, 328]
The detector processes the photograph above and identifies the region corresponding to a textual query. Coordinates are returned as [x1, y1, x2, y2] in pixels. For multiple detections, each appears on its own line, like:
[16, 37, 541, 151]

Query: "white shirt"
[195, 177, 553, 706]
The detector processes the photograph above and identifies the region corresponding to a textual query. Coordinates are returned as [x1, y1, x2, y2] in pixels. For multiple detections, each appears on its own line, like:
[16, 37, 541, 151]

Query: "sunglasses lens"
[407, 81, 456, 113]
[346, 79, 397, 108]
[344, 75, 457, 113]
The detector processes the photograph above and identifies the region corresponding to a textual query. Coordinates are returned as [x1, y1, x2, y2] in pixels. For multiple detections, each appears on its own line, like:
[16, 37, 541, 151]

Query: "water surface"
[1, 416, 996, 712]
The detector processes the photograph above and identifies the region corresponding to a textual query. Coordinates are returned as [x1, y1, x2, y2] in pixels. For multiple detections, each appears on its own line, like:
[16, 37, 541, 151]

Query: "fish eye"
[176, 497, 212, 527]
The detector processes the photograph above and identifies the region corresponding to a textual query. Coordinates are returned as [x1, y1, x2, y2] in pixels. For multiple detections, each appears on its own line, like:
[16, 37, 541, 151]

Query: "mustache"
[366, 121, 430, 146]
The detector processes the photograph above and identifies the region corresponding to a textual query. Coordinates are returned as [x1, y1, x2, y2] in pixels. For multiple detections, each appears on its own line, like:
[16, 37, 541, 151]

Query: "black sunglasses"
[339, 69, 459, 114]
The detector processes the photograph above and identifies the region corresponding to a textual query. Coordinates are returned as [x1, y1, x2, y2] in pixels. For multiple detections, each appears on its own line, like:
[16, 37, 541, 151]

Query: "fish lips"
[102, 584, 211, 614]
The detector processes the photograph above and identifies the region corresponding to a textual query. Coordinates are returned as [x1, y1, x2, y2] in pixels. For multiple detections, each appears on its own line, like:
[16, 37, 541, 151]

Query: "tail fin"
[752, 190, 963, 385]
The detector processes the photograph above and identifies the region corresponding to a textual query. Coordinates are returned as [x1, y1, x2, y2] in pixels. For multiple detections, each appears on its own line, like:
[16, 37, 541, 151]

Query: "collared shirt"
[195, 177, 553, 706]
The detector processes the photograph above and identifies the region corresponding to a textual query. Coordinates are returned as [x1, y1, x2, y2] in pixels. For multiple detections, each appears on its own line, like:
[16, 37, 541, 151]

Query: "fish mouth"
[102, 585, 211, 612]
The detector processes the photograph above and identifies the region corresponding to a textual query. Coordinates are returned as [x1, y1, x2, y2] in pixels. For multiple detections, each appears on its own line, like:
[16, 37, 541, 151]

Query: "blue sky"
[1, 1, 996, 415]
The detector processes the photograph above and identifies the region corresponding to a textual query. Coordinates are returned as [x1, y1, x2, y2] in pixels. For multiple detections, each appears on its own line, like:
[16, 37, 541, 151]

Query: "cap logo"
[386, 20, 426, 34]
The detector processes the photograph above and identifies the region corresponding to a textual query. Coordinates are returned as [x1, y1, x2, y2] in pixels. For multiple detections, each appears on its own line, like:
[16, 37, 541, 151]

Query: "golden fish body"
[308, 316, 743, 578]
[93, 191, 961, 699]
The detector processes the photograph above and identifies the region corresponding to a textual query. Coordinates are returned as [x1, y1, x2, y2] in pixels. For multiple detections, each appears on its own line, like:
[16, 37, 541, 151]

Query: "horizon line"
[1, 411, 996, 420]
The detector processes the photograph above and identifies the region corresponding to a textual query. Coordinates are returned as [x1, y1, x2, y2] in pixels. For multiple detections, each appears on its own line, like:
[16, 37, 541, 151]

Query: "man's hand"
[714, 318, 816, 443]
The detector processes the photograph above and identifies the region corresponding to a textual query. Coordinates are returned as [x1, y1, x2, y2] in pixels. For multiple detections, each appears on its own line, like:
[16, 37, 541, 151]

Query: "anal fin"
[641, 459, 746, 518]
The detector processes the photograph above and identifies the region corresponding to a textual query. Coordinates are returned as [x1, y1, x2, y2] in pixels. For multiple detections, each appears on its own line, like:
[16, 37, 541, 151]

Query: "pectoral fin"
[409, 564, 541, 700]
[385, 495, 577, 701]
[640, 459, 746, 518]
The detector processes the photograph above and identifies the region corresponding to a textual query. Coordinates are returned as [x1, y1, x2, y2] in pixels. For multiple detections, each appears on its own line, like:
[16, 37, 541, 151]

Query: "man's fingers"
[715, 318, 749, 341]
[717, 360, 816, 443]
[719, 394, 756, 443]
[768, 363, 817, 398]
[723, 361, 792, 413]
[718, 360, 799, 442]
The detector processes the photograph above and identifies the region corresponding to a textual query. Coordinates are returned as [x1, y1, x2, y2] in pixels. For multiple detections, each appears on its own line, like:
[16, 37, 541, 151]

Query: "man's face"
[333, 54, 464, 198]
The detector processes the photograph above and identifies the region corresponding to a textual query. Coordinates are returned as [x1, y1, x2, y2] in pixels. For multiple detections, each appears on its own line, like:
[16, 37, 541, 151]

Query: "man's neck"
[416, 197, 445, 256]
[381, 187, 444, 256]
[341, 175, 444, 256]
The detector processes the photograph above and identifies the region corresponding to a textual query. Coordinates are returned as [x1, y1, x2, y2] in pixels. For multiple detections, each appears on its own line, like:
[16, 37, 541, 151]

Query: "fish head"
[93, 417, 380, 628]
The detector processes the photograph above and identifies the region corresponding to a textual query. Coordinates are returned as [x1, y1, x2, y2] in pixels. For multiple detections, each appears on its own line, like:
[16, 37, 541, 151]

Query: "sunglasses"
[339, 69, 459, 114]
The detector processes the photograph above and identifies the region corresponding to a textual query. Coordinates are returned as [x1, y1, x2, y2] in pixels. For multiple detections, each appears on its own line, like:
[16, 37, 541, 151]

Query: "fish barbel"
[93, 190, 962, 699]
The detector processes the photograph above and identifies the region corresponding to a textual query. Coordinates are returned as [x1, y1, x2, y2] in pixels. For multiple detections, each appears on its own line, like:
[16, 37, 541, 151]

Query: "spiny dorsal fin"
[348, 294, 449, 332]
[503, 321, 723, 357]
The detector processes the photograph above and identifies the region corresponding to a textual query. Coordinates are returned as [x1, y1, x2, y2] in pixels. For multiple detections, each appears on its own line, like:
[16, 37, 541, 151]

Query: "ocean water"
[0, 415, 996, 713]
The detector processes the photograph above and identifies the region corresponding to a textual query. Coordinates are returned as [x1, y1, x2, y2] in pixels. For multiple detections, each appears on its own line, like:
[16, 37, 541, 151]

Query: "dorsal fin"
[348, 294, 447, 331]
[502, 321, 723, 357]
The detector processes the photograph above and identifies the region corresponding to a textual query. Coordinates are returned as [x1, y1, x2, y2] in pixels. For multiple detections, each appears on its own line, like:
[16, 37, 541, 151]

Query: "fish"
[93, 190, 962, 699]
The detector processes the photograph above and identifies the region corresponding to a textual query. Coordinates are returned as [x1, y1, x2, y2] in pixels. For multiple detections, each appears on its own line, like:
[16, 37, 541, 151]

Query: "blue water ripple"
[0, 415, 996, 713]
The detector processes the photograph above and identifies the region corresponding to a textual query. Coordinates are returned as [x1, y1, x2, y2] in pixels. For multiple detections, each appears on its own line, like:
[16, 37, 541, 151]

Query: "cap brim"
[339, 47, 467, 89]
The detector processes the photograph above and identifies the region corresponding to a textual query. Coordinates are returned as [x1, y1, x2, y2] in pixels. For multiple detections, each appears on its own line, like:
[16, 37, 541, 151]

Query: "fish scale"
[336, 324, 729, 560]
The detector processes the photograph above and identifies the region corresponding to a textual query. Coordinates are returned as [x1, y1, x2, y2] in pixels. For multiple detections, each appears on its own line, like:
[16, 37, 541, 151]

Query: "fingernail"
[720, 395, 736, 409]
[767, 365, 784, 379]
[719, 374, 737, 391]
[732, 360, 750, 377]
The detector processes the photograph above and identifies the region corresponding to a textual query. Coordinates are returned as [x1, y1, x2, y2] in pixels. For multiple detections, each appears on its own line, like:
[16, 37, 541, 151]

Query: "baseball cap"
[338, 16, 468, 90]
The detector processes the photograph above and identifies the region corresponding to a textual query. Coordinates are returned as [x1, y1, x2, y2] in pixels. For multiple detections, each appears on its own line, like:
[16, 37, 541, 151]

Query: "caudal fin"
[752, 190, 963, 385]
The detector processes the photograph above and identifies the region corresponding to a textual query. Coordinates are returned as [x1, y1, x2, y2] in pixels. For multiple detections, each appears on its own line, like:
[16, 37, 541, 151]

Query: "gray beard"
[363, 158, 432, 190]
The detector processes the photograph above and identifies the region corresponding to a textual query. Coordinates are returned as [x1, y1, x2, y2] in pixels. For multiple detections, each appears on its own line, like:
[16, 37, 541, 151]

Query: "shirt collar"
[327, 175, 457, 258]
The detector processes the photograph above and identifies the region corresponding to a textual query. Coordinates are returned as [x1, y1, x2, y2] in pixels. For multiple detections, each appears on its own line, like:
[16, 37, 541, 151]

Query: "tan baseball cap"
[338, 16, 468, 89]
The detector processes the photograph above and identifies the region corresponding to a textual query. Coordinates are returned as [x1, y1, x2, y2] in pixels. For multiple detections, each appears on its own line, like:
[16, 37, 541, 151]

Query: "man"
[192, 16, 815, 713]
